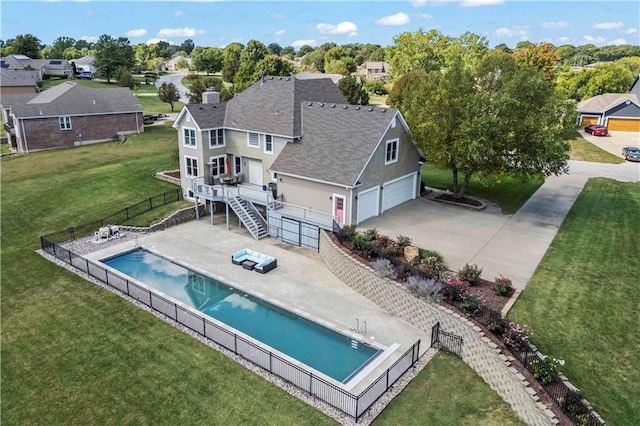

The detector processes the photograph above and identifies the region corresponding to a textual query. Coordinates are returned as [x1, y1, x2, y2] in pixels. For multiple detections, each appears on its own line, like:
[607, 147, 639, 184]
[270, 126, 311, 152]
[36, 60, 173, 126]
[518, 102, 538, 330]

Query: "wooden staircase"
[227, 195, 268, 240]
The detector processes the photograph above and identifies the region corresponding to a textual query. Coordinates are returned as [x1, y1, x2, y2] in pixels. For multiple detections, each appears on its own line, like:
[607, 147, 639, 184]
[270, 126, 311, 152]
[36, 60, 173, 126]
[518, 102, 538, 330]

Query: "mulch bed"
[164, 170, 180, 179]
[465, 278, 509, 312]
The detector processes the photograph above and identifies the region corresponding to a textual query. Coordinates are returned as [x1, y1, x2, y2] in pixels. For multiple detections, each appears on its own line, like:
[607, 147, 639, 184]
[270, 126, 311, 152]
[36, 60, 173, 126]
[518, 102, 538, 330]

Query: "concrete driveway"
[359, 174, 588, 291]
[579, 129, 640, 157]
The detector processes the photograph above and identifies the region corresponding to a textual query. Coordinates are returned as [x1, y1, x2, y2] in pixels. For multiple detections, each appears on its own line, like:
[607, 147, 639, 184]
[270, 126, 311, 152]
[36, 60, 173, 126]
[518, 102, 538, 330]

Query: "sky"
[1, 0, 639, 50]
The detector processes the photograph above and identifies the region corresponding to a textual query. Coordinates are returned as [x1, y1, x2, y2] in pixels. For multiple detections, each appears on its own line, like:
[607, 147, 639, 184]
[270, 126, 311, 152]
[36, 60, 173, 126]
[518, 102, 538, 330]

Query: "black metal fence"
[430, 322, 463, 357]
[332, 227, 604, 426]
[40, 236, 421, 422]
[42, 188, 182, 244]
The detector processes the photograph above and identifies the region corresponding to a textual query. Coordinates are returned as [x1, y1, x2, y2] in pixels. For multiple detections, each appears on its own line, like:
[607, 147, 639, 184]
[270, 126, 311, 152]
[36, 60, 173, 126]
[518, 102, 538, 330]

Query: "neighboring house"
[72, 55, 96, 73]
[166, 55, 191, 72]
[0, 54, 73, 79]
[358, 61, 391, 82]
[1, 81, 144, 152]
[577, 76, 640, 132]
[0, 69, 38, 95]
[173, 75, 423, 250]
[295, 71, 344, 84]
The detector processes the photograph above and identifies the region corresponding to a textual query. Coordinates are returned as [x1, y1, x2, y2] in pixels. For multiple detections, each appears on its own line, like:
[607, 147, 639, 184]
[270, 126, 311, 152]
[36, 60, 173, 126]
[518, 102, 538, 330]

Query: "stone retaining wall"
[154, 170, 181, 186]
[120, 205, 204, 233]
[319, 230, 557, 426]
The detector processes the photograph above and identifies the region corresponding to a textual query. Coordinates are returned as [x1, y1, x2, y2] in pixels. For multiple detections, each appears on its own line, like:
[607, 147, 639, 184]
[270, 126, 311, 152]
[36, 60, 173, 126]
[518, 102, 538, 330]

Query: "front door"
[247, 159, 263, 186]
[333, 194, 346, 226]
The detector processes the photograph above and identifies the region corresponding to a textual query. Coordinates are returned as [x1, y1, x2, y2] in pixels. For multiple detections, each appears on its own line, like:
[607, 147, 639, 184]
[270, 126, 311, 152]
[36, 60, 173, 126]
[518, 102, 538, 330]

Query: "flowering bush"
[443, 276, 469, 301]
[421, 256, 448, 280]
[531, 356, 565, 385]
[371, 258, 397, 280]
[404, 275, 444, 303]
[493, 275, 514, 297]
[461, 293, 484, 315]
[457, 263, 483, 286]
[503, 322, 531, 351]
[396, 235, 413, 249]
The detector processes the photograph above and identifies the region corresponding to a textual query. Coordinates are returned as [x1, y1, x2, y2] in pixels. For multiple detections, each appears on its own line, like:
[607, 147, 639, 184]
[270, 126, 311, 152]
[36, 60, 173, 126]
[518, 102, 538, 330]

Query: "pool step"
[351, 339, 359, 349]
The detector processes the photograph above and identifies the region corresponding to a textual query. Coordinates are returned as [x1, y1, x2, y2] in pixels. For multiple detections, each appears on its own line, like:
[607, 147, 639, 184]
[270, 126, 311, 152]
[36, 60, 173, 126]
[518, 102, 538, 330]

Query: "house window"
[264, 134, 273, 154]
[185, 156, 199, 177]
[183, 128, 196, 148]
[234, 156, 242, 174]
[209, 155, 226, 177]
[248, 132, 259, 148]
[209, 128, 224, 148]
[385, 139, 399, 165]
[59, 116, 72, 130]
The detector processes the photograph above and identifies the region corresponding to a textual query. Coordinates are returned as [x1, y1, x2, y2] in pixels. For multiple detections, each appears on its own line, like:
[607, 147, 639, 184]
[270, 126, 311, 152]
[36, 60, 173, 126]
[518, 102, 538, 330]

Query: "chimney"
[202, 87, 220, 104]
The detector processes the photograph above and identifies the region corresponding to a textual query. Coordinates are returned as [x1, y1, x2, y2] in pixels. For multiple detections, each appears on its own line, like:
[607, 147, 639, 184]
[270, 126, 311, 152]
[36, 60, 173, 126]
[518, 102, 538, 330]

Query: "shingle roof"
[0, 69, 38, 87]
[223, 75, 346, 137]
[184, 102, 227, 129]
[9, 81, 142, 118]
[577, 93, 639, 113]
[270, 103, 399, 187]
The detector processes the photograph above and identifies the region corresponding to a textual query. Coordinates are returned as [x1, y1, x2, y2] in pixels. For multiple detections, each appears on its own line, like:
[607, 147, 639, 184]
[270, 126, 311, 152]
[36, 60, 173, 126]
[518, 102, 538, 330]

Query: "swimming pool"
[103, 248, 380, 383]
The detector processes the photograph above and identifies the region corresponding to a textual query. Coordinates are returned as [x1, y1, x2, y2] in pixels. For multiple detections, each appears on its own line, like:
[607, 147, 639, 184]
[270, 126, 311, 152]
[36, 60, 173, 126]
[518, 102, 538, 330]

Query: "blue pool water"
[103, 249, 379, 382]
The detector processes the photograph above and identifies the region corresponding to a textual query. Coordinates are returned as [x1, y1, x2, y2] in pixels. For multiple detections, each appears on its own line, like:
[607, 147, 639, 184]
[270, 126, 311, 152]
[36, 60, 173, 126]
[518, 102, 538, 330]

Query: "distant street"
[156, 73, 190, 102]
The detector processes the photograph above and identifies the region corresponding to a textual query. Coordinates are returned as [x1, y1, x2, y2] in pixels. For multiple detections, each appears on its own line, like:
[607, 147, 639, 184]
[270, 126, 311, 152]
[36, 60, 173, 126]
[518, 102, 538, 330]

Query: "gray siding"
[607, 101, 640, 118]
[277, 176, 349, 222]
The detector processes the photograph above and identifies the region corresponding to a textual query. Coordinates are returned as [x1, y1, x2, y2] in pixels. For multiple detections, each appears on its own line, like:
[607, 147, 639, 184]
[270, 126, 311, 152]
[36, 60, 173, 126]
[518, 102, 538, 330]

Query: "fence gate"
[267, 214, 319, 251]
[431, 321, 463, 357]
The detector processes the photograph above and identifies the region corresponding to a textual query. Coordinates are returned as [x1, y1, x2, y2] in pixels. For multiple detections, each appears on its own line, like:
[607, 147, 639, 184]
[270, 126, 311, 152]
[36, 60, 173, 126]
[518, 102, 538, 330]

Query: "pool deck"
[85, 217, 430, 395]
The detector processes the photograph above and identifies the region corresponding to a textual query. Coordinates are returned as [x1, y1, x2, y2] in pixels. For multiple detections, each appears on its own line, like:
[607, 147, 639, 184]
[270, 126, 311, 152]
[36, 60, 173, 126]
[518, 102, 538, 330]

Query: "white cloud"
[495, 26, 529, 38]
[592, 22, 623, 30]
[146, 38, 167, 45]
[157, 27, 205, 38]
[410, 0, 427, 7]
[375, 12, 410, 26]
[80, 35, 98, 43]
[292, 39, 316, 48]
[175, 11, 185, 18]
[125, 29, 147, 37]
[609, 38, 627, 45]
[461, 0, 504, 7]
[557, 36, 572, 44]
[274, 29, 285, 37]
[542, 21, 569, 30]
[582, 35, 607, 45]
[625, 28, 638, 34]
[316, 21, 358, 35]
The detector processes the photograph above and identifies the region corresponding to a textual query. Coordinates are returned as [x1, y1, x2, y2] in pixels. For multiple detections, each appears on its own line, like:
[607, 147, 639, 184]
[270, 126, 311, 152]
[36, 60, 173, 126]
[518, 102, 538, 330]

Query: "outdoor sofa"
[232, 249, 277, 274]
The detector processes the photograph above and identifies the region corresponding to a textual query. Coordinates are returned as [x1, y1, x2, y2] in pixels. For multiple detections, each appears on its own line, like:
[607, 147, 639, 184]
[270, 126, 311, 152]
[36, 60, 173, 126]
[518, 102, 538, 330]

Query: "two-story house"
[173, 75, 423, 250]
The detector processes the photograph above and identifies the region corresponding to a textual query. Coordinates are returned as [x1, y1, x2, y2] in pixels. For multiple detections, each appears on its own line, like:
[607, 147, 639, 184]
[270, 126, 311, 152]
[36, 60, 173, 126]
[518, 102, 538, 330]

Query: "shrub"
[488, 319, 505, 335]
[461, 293, 484, 316]
[396, 235, 412, 249]
[503, 322, 531, 351]
[531, 356, 564, 385]
[398, 263, 413, 280]
[493, 275, 514, 297]
[363, 227, 378, 242]
[337, 225, 357, 242]
[443, 277, 469, 301]
[421, 256, 448, 280]
[371, 258, 397, 280]
[404, 276, 444, 303]
[352, 233, 368, 251]
[457, 263, 483, 286]
[419, 249, 445, 264]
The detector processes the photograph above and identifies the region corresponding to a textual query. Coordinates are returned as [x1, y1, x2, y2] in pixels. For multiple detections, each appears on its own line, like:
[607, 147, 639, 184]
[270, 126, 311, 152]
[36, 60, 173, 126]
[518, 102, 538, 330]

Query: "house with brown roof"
[173, 75, 423, 249]
[1, 81, 144, 152]
[0, 69, 38, 95]
[577, 76, 640, 132]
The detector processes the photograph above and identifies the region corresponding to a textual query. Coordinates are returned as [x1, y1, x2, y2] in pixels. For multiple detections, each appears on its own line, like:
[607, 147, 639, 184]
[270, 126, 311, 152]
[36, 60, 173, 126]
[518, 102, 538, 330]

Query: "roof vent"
[278, 77, 283, 80]
[93, 100, 96, 105]
[308, 102, 313, 106]
[286, 77, 291, 81]
[381, 108, 386, 112]
[369, 107, 374, 112]
[331, 104, 336, 108]
[355, 106, 360, 110]
[342, 105, 348, 109]
[319, 103, 324, 107]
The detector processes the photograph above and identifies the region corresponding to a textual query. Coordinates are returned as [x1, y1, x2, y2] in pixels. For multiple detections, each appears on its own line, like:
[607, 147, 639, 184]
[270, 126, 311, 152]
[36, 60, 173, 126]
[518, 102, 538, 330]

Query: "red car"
[584, 125, 608, 136]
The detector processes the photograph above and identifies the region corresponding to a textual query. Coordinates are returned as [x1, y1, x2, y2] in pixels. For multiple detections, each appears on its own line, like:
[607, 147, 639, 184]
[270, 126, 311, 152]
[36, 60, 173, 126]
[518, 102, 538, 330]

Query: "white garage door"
[357, 186, 379, 224]
[382, 173, 416, 212]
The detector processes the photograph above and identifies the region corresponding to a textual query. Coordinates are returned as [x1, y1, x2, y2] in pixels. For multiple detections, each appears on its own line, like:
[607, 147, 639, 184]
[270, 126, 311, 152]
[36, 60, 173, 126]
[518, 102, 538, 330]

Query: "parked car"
[621, 147, 640, 162]
[76, 71, 93, 80]
[584, 125, 608, 136]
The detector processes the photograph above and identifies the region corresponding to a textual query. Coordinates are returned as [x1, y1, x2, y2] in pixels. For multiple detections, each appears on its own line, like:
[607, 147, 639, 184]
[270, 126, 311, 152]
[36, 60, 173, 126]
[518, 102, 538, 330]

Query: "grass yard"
[509, 178, 640, 425]
[568, 132, 624, 164]
[1, 143, 11, 155]
[421, 164, 544, 214]
[121, 200, 193, 227]
[368, 94, 389, 107]
[374, 352, 525, 426]
[136, 94, 185, 115]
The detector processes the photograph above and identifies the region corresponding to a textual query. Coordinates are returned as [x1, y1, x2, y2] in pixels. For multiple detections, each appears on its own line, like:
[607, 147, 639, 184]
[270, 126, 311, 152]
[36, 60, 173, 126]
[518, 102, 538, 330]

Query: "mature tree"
[616, 56, 640, 76]
[257, 54, 293, 76]
[281, 46, 295, 58]
[40, 46, 55, 59]
[74, 39, 93, 51]
[185, 76, 233, 104]
[50, 37, 76, 58]
[297, 44, 314, 56]
[233, 40, 268, 91]
[337, 75, 369, 105]
[156, 41, 173, 59]
[557, 63, 635, 100]
[134, 43, 159, 69]
[62, 47, 80, 60]
[300, 48, 326, 72]
[494, 43, 512, 53]
[222, 43, 243, 83]
[191, 46, 224, 74]
[242, 40, 268, 63]
[10, 34, 43, 58]
[390, 50, 574, 200]
[267, 42, 282, 56]
[158, 82, 181, 111]
[117, 69, 136, 90]
[385, 29, 449, 79]
[514, 42, 560, 81]
[94, 34, 135, 83]
[179, 39, 195, 55]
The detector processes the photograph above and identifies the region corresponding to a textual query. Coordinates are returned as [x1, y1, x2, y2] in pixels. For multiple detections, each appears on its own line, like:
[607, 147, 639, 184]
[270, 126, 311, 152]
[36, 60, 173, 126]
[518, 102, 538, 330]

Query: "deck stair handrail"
[226, 192, 268, 240]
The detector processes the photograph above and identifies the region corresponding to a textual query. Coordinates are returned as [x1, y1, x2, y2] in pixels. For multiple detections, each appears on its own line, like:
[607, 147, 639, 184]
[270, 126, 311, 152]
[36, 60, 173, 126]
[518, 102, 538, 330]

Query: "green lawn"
[568, 132, 625, 164]
[368, 94, 389, 107]
[121, 200, 192, 227]
[509, 178, 640, 425]
[422, 164, 544, 214]
[1, 144, 11, 155]
[374, 352, 525, 426]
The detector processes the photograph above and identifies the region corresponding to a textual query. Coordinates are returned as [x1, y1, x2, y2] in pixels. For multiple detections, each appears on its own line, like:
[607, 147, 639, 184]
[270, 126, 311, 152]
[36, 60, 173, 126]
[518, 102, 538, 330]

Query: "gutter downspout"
[20, 118, 29, 153]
